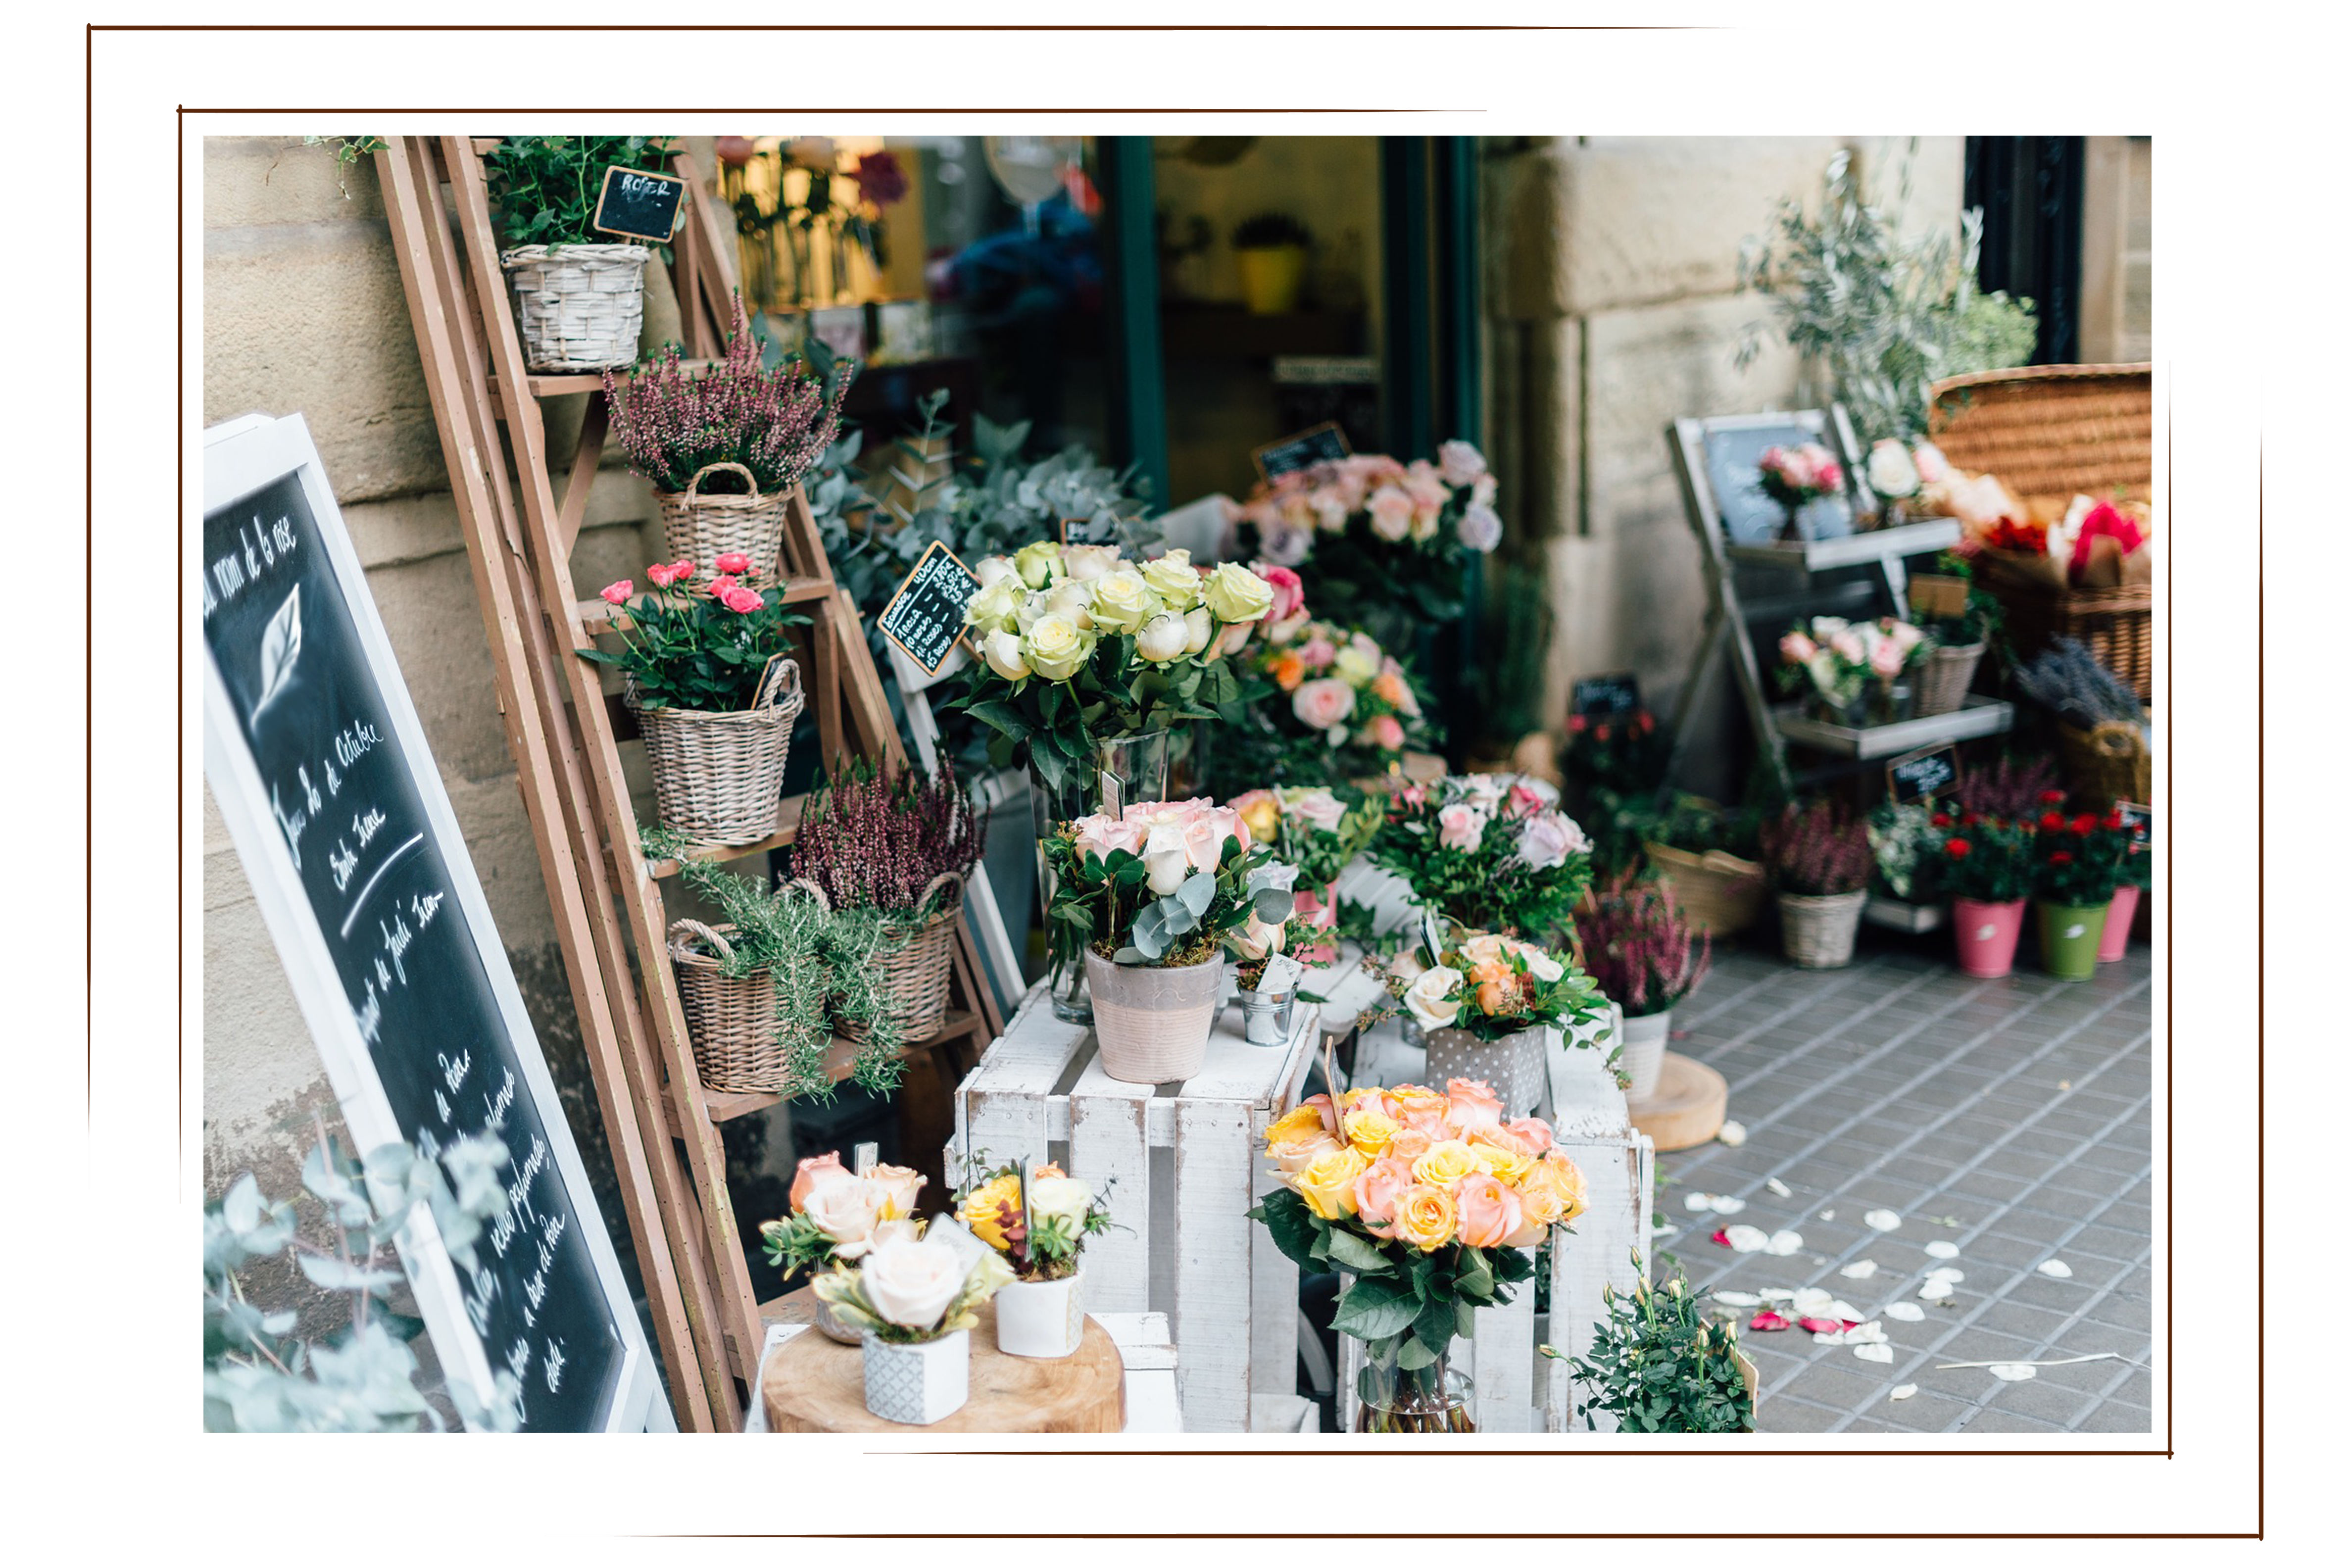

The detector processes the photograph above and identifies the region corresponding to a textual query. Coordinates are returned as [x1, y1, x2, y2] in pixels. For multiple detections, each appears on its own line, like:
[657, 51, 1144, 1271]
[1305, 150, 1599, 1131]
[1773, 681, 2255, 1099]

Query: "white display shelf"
[1773, 694, 2013, 758]
[1864, 895, 1947, 933]
[1727, 518, 1962, 572]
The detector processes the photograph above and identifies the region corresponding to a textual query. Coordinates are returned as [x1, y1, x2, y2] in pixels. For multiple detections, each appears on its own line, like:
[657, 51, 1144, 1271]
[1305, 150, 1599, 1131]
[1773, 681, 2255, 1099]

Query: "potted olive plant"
[487, 136, 677, 371]
[1574, 874, 1711, 1100]
[1762, 800, 1873, 969]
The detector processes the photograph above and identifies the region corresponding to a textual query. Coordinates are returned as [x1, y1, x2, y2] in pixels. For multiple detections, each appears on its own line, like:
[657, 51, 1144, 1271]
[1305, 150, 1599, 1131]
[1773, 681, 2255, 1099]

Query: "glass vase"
[1354, 1337, 1476, 1433]
[1030, 730, 1172, 1023]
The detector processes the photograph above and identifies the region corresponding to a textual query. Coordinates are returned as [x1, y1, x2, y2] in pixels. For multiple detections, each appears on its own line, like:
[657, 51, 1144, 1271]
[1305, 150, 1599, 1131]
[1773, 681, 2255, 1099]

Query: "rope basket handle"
[682, 461, 762, 503]
[753, 655, 804, 713]
[784, 877, 833, 916]
[668, 918, 735, 965]
[910, 870, 965, 926]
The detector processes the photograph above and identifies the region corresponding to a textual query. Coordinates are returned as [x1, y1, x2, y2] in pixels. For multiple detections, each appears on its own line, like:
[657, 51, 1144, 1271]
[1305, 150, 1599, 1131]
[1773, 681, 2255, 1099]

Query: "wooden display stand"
[376, 137, 1002, 1432]
[762, 1300, 1126, 1434]
[1627, 1052, 1729, 1153]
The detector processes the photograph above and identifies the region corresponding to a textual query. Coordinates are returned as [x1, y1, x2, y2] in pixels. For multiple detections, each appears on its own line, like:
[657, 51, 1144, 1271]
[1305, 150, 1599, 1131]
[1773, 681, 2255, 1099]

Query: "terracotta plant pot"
[2036, 900, 2109, 982]
[995, 1272, 1086, 1360]
[1951, 897, 2027, 979]
[1085, 949, 1222, 1084]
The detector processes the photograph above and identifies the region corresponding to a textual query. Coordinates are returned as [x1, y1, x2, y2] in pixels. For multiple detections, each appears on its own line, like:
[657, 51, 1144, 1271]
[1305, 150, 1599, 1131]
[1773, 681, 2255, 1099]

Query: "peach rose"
[868, 1163, 926, 1222]
[1443, 1078, 1505, 1132]
[1466, 1125, 1538, 1186]
[1352, 1155, 1418, 1237]
[1504, 1116, 1555, 1153]
[1451, 1172, 1524, 1249]
[1359, 714, 1407, 751]
[1385, 1127, 1435, 1165]
[1292, 677, 1358, 733]
[1293, 1147, 1370, 1221]
[1527, 1152, 1590, 1227]
[789, 1152, 847, 1211]
[1437, 802, 1488, 851]
[1411, 1138, 1481, 1189]
[1390, 1184, 1459, 1251]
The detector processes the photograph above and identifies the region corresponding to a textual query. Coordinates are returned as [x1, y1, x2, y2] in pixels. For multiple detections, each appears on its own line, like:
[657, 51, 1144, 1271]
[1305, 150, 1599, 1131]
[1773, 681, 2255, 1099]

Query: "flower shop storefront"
[201, 132, 2154, 1437]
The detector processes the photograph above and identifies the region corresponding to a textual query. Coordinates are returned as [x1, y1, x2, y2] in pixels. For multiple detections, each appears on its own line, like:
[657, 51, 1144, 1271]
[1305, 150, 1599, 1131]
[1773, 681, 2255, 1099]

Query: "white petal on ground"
[1989, 1363, 2038, 1381]
[1710, 1195, 1748, 1215]
[1884, 1301, 1926, 1322]
[1853, 1342, 1895, 1364]
[1722, 1224, 1770, 1253]
[1764, 1229, 1806, 1255]
[1918, 1278, 1955, 1301]
[1846, 1321, 1888, 1344]
[1890, 1384, 1918, 1401]
[1827, 1299, 1865, 1322]
[1925, 1267, 1965, 1285]
[1925, 1240, 1961, 1260]
[1864, 1209, 1903, 1232]
[1712, 1290, 1762, 1307]
[1812, 1330, 1846, 1345]
[1766, 1177, 1793, 1198]
[1757, 1288, 1797, 1303]
[1840, 1259, 1880, 1279]
[1717, 1121, 1747, 1146]
[2037, 1259, 2074, 1278]
[1685, 1192, 1717, 1213]
[1819, 1210, 1836, 1221]
[1790, 1288, 1835, 1314]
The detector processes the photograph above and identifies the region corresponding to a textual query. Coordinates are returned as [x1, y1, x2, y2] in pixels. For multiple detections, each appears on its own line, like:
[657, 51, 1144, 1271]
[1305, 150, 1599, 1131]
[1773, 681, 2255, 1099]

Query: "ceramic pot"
[995, 1272, 1086, 1359]
[2037, 900, 2108, 982]
[2099, 885, 2141, 962]
[1619, 1009, 1671, 1100]
[1777, 889, 1866, 969]
[861, 1328, 970, 1425]
[1421, 1024, 1546, 1117]
[1085, 949, 1222, 1083]
[1951, 897, 2027, 979]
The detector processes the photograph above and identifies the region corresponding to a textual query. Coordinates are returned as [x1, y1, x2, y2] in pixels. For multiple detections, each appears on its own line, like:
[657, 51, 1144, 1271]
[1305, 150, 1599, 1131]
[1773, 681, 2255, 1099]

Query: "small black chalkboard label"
[2115, 801, 2151, 851]
[1571, 673, 1642, 718]
[1252, 421, 1352, 482]
[1886, 744, 1960, 806]
[591, 166, 685, 244]
[878, 540, 981, 675]
[1060, 515, 1118, 547]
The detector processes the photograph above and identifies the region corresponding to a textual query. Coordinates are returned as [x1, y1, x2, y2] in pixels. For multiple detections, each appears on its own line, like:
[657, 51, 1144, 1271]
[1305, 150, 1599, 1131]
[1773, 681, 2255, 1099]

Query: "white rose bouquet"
[759, 1150, 929, 1281]
[954, 1157, 1118, 1282]
[813, 1233, 1015, 1343]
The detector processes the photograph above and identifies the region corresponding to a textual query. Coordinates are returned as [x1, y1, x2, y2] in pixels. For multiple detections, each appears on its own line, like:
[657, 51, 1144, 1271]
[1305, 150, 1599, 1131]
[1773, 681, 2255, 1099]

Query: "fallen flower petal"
[1764, 1229, 1805, 1255]
[1723, 1225, 1771, 1253]
[1884, 1302, 1926, 1322]
[1710, 1227, 1731, 1246]
[1748, 1310, 1791, 1332]
[1864, 1209, 1903, 1232]
[1890, 1384, 1918, 1401]
[2037, 1259, 2074, 1278]
[1924, 1267, 1965, 1285]
[1918, 1278, 1954, 1301]
[1925, 1240, 1960, 1260]
[1685, 1192, 1717, 1214]
[1766, 1177, 1793, 1198]
[1717, 1121, 1747, 1147]
[1712, 1290, 1763, 1307]
[1756, 1288, 1797, 1303]
[1796, 1317, 1845, 1335]
[1988, 1363, 2038, 1381]
[1853, 1342, 1895, 1364]
[1710, 1195, 1748, 1215]
[1819, 1209, 1836, 1221]
[1840, 1260, 1880, 1279]
[1827, 1299, 1865, 1322]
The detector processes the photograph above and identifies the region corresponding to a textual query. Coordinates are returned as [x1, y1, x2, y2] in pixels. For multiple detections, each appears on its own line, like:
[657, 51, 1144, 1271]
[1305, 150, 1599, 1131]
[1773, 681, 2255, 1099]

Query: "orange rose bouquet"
[1248, 1078, 1589, 1430]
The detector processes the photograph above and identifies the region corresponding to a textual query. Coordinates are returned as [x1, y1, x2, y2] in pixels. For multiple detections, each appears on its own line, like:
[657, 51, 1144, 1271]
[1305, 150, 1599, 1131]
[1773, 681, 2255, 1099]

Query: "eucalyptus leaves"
[1041, 799, 1297, 970]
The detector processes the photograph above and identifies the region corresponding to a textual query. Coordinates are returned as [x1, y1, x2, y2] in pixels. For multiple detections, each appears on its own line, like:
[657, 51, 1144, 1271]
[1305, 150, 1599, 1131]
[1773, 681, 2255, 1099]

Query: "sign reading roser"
[201, 414, 660, 1431]
[591, 165, 686, 244]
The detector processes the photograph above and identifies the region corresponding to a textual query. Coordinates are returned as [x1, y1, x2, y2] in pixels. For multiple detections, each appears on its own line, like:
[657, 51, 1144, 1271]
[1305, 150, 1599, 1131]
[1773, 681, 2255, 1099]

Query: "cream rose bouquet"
[1390, 927, 1606, 1044]
[942, 540, 1278, 793]
[813, 1233, 1015, 1344]
[758, 1151, 928, 1281]
[1776, 615, 1928, 716]
[1248, 1078, 1589, 1429]
[1041, 798, 1297, 971]
[1369, 774, 1595, 940]
[954, 1158, 1117, 1283]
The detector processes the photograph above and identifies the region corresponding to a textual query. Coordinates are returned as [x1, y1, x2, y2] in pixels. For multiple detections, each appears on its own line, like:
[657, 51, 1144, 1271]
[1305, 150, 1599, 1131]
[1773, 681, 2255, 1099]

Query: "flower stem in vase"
[1778, 500, 1805, 544]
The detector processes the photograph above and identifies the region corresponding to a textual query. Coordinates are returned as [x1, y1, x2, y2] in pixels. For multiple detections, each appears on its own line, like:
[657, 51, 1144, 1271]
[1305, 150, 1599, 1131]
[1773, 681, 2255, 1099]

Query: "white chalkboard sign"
[201, 414, 663, 1432]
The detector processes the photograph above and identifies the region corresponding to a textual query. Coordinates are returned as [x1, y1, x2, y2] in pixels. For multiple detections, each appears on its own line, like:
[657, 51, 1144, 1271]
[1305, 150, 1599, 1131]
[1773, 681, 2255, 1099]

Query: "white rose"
[1022, 615, 1092, 682]
[983, 630, 1031, 681]
[869, 1164, 926, 1222]
[1866, 439, 1920, 499]
[1404, 966, 1464, 1029]
[858, 1235, 969, 1331]
[1511, 940, 1566, 983]
[1026, 1176, 1094, 1229]
[1089, 569, 1157, 634]
[1062, 543, 1123, 582]
[964, 576, 1025, 635]
[1141, 549, 1203, 610]
[1045, 580, 1096, 630]
[1135, 611, 1191, 663]
[1203, 561, 1276, 623]
[800, 1175, 882, 1258]
[1438, 439, 1488, 487]
[973, 555, 1018, 589]
[1333, 643, 1381, 686]
[1014, 589, 1051, 633]
[1182, 604, 1214, 655]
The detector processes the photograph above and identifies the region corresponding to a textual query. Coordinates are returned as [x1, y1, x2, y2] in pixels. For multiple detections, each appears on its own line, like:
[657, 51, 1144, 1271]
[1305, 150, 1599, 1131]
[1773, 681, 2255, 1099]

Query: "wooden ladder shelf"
[376, 136, 1002, 1431]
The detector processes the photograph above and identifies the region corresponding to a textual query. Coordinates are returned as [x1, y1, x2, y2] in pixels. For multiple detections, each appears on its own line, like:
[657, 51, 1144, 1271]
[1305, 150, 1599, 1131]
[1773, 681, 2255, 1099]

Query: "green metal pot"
[2036, 900, 2110, 982]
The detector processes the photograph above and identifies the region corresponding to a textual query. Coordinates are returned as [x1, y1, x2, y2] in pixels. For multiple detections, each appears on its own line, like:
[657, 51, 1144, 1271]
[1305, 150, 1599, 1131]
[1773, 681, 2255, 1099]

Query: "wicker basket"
[789, 871, 964, 1044]
[1777, 889, 1867, 970]
[667, 919, 790, 1094]
[1929, 364, 2154, 698]
[628, 655, 803, 845]
[1643, 839, 1766, 938]
[658, 461, 791, 575]
[501, 244, 649, 372]
[2053, 719, 2151, 809]
[1914, 640, 1985, 718]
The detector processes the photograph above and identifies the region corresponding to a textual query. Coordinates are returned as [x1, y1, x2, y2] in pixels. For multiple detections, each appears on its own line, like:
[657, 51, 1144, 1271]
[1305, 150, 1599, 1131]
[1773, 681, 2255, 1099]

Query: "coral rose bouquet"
[1370, 775, 1595, 940]
[1389, 927, 1608, 1044]
[1219, 616, 1439, 791]
[1249, 1078, 1591, 1432]
[579, 556, 810, 713]
[759, 1151, 928, 1283]
[1226, 440, 1502, 645]
[945, 541, 1279, 792]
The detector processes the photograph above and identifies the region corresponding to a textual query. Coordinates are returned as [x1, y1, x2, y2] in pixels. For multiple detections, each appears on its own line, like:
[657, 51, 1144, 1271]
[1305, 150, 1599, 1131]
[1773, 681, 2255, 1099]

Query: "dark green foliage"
[1559, 1258, 1754, 1433]
[486, 135, 677, 249]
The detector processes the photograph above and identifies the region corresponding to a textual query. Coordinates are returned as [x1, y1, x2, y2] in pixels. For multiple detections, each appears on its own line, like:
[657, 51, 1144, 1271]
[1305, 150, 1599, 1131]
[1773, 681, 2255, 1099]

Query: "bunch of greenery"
[1549, 1257, 1754, 1433]
[486, 136, 678, 250]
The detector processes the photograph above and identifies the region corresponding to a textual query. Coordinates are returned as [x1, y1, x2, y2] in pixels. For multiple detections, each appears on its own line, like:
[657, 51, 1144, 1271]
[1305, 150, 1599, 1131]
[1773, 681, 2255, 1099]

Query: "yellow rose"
[1411, 1138, 1481, 1189]
[1343, 1108, 1401, 1158]
[1203, 560, 1275, 624]
[1333, 643, 1381, 686]
[1389, 1183, 1458, 1251]
[1021, 615, 1093, 682]
[1231, 790, 1283, 845]
[1266, 1103, 1327, 1148]
[958, 1173, 1023, 1251]
[1293, 1146, 1370, 1221]
[1468, 1135, 1537, 1187]
[1524, 1153, 1589, 1227]
[1088, 569, 1158, 634]
[1141, 549, 1203, 610]
[1267, 1103, 1342, 1175]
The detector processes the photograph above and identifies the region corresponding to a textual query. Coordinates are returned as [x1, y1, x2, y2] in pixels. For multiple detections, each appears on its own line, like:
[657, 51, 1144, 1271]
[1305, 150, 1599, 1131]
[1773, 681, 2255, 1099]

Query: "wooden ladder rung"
[489, 359, 721, 408]
[640, 794, 807, 877]
[664, 1011, 981, 1136]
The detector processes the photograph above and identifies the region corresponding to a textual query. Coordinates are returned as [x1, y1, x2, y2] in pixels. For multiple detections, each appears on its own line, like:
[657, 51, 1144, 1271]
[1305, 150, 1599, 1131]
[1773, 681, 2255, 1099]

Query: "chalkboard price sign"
[1886, 744, 1961, 806]
[1252, 421, 1352, 482]
[2115, 801, 2152, 851]
[591, 165, 686, 244]
[878, 539, 981, 675]
[1571, 673, 1643, 718]
[1060, 514, 1118, 548]
[201, 415, 657, 1431]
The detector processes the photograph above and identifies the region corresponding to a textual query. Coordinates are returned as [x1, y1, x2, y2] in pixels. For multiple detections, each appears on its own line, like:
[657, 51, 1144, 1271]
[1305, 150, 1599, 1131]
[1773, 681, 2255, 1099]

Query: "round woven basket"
[2054, 718, 2150, 809]
[1913, 640, 1984, 718]
[658, 461, 791, 574]
[1085, 949, 1222, 1084]
[1776, 889, 1867, 969]
[1643, 840, 1766, 938]
[1421, 1025, 1547, 1118]
[789, 871, 964, 1044]
[501, 244, 649, 372]
[667, 919, 791, 1094]
[628, 655, 804, 845]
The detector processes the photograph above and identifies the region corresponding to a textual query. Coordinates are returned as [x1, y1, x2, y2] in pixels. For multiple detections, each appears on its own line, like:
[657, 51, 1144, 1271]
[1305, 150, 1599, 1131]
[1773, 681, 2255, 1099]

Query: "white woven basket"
[501, 243, 649, 371]
[1777, 890, 1867, 969]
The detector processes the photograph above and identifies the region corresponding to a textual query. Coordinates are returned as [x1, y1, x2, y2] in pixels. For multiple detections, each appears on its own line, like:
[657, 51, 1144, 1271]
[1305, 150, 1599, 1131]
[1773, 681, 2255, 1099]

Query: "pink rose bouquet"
[1210, 616, 1438, 795]
[1775, 615, 1927, 717]
[578, 557, 810, 713]
[1042, 798, 1298, 969]
[1370, 775, 1595, 940]
[1755, 441, 1846, 542]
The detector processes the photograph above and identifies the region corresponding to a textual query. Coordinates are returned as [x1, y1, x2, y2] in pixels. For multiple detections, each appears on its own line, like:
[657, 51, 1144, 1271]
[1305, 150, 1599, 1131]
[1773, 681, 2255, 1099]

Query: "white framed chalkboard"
[201, 414, 663, 1432]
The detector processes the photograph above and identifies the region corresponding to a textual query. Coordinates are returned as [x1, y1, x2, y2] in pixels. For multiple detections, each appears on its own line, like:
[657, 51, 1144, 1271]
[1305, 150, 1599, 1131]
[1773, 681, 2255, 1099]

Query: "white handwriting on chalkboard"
[334, 720, 381, 769]
[379, 911, 412, 984]
[330, 839, 358, 891]
[489, 1204, 519, 1260]
[618, 172, 660, 196]
[439, 1050, 472, 1092]
[484, 1066, 517, 1133]
[411, 888, 444, 931]
[271, 782, 309, 869]
[544, 1339, 566, 1393]
[352, 978, 383, 1043]
[464, 1270, 497, 1335]
[506, 1132, 548, 1222]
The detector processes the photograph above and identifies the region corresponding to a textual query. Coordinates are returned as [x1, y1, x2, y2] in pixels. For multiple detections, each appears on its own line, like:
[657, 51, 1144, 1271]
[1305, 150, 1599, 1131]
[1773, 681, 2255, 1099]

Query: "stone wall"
[1480, 136, 1965, 797]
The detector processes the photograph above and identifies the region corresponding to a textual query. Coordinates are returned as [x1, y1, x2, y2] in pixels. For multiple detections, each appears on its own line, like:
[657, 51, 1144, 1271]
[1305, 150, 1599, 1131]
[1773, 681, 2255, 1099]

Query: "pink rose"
[1912, 442, 1950, 484]
[1437, 801, 1488, 851]
[645, 561, 685, 588]
[1403, 465, 1449, 514]
[1780, 630, 1817, 663]
[1868, 635, 1906, 679]
[1451, 1173, 1524, 1250]
[1292, 677, 1358, 733]
[1516, 811, 1589, 872]
[1438, 440, 1488, 487]
[1506, 782, 1546, 820]
[1353, 1156, 1418, 1237]
[599, 580, 633, 605]
[1504, 1116, 1554, 1153]
[1472, 473, 1497, 508]
[1829, 629, 1866, 663]
[1457, 503, 1503, 553]
[1253, 562, 1306, 622]
[1308, 491, 1351, 534]
[1399, 784, 1428, 810]
[1072, 811, 1145, 864]
[719, 584, 765, 613]
[1259, 518, 1314, 566]
[1366, 485, 1415, 542]
[1279, 787, 1348, 833]
[1360, 714, 1407, 751]
[1443, 1078, 1505, 1132]
[789, 1151, 848, 1211]
[1386, 1127, 1436, 1164]
[1183, 806, 1243, 869]
[1298, 636, 1337, 672]
[714, 552, 752, 575]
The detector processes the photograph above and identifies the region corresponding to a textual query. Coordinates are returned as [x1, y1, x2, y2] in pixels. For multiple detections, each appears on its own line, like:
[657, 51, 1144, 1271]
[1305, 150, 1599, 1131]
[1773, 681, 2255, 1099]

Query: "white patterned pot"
[1421, 1024, 1546, 1117]
[860, 1329, 970, 1425]
[1619, 1008, 1671, 1101]
[995, 1271, 1085, 1359]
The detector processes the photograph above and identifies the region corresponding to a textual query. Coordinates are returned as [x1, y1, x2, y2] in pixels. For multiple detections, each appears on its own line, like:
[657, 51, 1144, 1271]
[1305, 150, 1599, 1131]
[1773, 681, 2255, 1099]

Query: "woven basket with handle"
[1913, 640, 1985, 718]
[1642, 839, 1766, 938]
[787, 871, 964, 1044]
[501, 244, 649, 372]
[1929, 364, 2154, 698]
[658, 461, 791, 575]
[2054, 719, 2151, 809]
[667, 919, 791, 1094]
[628, 655, 803, 845]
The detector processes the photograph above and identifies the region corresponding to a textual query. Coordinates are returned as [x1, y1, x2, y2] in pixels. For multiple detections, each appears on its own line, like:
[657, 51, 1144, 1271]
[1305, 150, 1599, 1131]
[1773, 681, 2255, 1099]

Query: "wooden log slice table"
[1628, 1051, 1728, 1152]
[762, 1298, 1126, 1433]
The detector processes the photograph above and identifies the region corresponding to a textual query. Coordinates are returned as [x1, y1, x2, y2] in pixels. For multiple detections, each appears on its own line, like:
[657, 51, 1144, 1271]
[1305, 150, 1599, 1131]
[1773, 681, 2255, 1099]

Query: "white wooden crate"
[951, 978, 1322, 1434]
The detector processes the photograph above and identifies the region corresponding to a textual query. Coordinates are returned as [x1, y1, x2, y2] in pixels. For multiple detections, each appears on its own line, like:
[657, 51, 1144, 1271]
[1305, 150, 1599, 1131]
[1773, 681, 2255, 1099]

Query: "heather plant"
[790, 758, 988, 922]
[1951, 751, 2064, 820]
[606, 298, 853, 497]
[1761, 800, 1873, 896]
[1575, 873, 1711, 1019]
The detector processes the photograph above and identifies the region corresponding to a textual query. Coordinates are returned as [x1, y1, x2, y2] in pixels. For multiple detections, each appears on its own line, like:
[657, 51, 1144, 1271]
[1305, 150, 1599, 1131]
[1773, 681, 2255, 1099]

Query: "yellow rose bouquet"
[1247, 1078, 1590, 1431]
[953, 1156, 1117, 1283]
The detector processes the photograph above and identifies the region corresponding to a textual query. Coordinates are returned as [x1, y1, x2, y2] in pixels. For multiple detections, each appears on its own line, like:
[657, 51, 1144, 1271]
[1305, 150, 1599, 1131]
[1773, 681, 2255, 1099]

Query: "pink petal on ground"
[1748, 1310, 1791, 1331]
[1796, 1317, 1845, 1335]
[1710, 1227, 1732, 1247]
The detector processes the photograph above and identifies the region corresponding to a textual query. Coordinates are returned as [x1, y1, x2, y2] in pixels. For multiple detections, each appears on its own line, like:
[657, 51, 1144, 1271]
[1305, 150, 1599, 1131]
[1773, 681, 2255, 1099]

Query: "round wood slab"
[762, 1299, 1125, 1433]
[1629, 1051, 1728, 1153]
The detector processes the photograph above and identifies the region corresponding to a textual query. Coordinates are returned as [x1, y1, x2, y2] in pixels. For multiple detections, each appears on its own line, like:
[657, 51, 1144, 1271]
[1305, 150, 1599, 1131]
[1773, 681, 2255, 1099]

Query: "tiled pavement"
[1651, 940, 2155, 1435]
